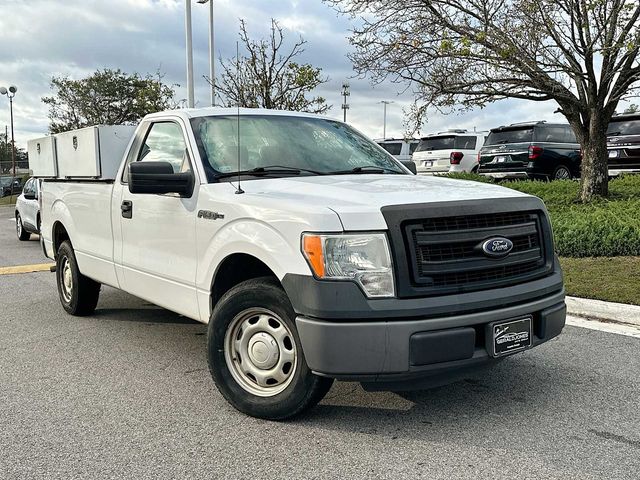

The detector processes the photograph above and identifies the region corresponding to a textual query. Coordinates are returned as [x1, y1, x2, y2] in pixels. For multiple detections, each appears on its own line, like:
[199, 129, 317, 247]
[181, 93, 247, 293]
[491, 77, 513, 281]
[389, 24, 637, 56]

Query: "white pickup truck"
[39, 108, 566, 419]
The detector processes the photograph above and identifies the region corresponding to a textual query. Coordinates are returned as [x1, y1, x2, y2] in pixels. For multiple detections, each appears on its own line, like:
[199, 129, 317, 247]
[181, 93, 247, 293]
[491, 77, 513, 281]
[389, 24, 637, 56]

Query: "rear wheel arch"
[52, 221, 71, 256]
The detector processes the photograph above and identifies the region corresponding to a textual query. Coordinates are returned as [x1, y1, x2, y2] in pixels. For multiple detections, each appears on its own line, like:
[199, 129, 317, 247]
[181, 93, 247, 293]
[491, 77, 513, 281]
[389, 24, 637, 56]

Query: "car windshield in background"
[379, 142, 402, 155]
[415, 136, 454, 152]
[607, 118, 640, 136]
[485, 128, 534, 145]
[415, 136, 477, 152]
[191, 115, 405, 181]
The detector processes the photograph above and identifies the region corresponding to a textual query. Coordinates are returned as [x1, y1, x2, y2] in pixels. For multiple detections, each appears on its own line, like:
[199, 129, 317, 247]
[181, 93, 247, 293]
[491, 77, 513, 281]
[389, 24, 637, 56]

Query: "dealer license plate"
[489, 317, 532, 357]
[493, 155, 508, 163]
[423, 161, 433, 167]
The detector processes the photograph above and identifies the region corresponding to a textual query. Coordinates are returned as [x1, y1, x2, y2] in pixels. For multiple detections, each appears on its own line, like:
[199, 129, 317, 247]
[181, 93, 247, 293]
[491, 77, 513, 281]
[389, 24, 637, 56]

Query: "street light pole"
[379, 100, 394, 139]
[197, 0, 215, 106]
[185, 0, 195, 108]
[9, 95, 15, 178]
[341, 83, 350, 123]
[1, 85, 17, 198]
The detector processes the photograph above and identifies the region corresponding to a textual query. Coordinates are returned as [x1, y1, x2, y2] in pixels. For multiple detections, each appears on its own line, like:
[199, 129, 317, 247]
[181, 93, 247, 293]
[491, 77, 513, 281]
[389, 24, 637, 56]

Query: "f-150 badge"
[198, 210, 225, 220]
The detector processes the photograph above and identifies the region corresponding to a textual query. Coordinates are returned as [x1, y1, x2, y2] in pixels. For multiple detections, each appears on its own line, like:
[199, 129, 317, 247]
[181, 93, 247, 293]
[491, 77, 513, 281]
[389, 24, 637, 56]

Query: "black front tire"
[16, 213, 30, 241]
[56, 240, 101, 316]
[207, 277, 333, 420]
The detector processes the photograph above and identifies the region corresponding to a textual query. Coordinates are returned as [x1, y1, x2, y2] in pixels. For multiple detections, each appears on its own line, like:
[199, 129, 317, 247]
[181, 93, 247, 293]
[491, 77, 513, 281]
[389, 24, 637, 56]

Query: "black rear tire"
[552, 164, 572, 180]
[207, 277, 333, 420]
[56, 240, 101, 316]
[16, 213, 30, 241]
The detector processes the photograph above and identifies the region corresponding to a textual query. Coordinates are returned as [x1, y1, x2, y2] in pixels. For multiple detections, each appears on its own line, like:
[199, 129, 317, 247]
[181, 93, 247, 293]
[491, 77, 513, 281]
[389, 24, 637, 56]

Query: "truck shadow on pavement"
[87, 286, 571, 441]
[303, 352, 571, 442]
[90, 287, 202, 324]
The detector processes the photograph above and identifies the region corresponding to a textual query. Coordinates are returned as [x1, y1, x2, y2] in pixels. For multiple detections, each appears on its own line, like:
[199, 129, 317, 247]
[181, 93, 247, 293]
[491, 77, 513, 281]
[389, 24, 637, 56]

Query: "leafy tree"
[42, 69, 176, 134]
[328, 0, 640, 201]
[624, 104, 639, 114]
[211, 19, 330, 114]
[0, 132, 27, 174]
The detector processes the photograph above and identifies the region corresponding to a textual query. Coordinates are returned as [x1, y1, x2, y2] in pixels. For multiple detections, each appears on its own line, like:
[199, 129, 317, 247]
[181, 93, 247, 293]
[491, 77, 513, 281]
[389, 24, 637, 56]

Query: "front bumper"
[295, 293, 565, 383]
[609, 168, 640, 176]
[286, 257, 565, 388]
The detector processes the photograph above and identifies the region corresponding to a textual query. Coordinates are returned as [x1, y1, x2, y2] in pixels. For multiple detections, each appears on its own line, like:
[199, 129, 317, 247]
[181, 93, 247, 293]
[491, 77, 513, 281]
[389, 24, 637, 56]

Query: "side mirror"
[24, 191, 36, 200]
[129, 161, 194, 197]
[401, 160, 417, 174]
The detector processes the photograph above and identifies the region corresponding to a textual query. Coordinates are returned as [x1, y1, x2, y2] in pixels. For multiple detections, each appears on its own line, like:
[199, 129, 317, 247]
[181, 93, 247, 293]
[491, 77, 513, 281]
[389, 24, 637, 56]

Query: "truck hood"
[243, 174, 532, 230]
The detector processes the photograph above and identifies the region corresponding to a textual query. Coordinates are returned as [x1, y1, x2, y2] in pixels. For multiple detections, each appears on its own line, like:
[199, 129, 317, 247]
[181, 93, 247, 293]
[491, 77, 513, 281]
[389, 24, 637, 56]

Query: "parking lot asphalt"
[1, 209, 639, 479]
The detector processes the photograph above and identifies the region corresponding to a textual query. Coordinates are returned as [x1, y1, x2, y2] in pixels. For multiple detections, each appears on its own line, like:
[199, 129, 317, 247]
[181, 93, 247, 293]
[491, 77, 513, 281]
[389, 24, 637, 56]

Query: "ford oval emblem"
[481, 237, 514, 258]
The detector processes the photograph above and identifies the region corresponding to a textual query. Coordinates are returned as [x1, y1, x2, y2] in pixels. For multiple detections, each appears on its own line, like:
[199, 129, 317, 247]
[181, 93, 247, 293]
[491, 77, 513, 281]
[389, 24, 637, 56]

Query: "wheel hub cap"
[224, 308, 297, 397]
[248, 332, 279, 369]
[60, 257, 73, 302]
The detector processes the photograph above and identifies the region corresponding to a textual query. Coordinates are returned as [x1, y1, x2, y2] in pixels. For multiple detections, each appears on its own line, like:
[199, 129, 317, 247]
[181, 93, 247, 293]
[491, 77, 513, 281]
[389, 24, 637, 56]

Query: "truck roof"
[144, 107, 336, 122]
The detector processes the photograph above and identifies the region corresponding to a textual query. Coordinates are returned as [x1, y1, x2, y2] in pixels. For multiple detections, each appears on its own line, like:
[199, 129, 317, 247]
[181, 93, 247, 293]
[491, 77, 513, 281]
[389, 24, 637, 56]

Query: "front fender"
[195, 218, 325, 323]
[196, 218, 311, 292]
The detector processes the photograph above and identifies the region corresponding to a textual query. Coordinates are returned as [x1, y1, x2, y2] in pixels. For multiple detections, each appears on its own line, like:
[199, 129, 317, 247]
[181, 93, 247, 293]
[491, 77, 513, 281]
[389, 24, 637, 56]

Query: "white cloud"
[0, 0, 630, 148]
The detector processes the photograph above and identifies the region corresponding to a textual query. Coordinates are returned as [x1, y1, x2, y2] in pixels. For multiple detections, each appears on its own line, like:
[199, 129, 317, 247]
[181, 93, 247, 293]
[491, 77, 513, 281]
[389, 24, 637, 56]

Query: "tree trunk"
[579, 114, 609, 202]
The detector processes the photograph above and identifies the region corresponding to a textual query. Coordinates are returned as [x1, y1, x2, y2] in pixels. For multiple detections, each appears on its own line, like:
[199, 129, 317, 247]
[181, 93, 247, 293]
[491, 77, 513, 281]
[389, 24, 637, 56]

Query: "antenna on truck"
[235, 41, 244, 195]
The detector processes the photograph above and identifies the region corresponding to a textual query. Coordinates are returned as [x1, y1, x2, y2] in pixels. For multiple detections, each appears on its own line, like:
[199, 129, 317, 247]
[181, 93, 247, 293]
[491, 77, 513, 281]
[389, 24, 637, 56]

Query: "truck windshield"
[191, 115, 405, 181]
[485, 128, 533, 145]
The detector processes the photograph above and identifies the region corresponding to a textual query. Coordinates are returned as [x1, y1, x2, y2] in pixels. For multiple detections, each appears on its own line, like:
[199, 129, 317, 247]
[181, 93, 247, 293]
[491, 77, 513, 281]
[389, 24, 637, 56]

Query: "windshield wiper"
[326, 165, 402, 175]
[215, 165, 324, 179]
[606, 131, 622, 137]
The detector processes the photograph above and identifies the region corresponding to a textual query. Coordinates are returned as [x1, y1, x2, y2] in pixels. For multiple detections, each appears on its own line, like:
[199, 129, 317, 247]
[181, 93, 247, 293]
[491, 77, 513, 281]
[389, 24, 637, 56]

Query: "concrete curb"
[566, 296, 640, 327]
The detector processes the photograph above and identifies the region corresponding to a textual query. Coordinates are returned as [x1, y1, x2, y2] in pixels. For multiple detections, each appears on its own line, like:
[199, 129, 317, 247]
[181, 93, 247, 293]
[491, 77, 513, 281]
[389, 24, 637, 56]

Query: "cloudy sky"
[0, 0, 625, 148]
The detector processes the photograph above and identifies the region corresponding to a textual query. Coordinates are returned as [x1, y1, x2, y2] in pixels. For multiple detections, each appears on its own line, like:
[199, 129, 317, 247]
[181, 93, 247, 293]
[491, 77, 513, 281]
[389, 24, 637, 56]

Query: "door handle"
[121, 200, 133, 219]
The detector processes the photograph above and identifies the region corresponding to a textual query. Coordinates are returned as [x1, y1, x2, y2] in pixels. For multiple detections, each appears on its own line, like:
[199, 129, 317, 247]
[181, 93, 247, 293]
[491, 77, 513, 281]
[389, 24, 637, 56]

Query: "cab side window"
[138, 122, 191, 174]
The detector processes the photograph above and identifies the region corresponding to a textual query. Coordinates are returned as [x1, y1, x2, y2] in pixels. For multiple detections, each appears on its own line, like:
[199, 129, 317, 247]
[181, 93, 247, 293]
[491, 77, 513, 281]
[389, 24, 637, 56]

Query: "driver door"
[118, 120, 200, 319]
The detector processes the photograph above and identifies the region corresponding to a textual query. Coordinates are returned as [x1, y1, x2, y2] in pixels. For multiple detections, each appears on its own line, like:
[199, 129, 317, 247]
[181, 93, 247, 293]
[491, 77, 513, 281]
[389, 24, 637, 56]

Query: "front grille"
[429, 260, 541, 287]
[402, 210, 550, 296]
[417, 212, 532, 232]
[416, 231, 539, 263]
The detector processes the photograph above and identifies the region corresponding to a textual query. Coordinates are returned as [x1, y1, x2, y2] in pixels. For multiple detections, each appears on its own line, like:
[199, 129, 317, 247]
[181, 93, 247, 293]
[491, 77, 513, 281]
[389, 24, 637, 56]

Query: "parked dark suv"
[607, 114, 640, 175]
[478, 121, 581, 180]
[1, 176, 23, 197]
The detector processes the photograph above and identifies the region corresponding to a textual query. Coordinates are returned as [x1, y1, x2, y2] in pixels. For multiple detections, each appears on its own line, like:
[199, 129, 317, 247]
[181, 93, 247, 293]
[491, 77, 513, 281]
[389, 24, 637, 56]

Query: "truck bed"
[41, 180, 120, 289]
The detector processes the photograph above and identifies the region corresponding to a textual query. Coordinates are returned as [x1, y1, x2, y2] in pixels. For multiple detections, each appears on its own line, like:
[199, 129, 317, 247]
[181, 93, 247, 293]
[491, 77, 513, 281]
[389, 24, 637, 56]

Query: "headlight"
[302, 233, 395, 298]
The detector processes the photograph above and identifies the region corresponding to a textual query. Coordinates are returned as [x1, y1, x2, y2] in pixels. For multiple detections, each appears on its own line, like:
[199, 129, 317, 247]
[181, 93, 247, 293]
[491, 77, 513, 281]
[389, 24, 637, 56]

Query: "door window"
[23, 179, 34, 196]
[138, 122, 191, 173]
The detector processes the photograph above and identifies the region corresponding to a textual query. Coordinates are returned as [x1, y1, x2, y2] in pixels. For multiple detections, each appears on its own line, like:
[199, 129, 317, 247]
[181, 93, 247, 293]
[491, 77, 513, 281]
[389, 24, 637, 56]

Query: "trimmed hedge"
[447, 173, 640, 257]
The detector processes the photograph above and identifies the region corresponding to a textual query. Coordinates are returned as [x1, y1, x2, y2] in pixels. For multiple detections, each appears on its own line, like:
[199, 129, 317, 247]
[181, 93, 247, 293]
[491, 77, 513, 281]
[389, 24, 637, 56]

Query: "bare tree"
[210, 19, 330, 114]
[328, 0, 640, 201]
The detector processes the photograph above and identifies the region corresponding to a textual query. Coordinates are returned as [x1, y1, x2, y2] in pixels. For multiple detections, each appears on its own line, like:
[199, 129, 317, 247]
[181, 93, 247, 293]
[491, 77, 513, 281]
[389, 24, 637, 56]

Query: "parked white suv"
[413, 130, 488, 174]
[375, 138, 419, 162]
[15, 177, 40, 241]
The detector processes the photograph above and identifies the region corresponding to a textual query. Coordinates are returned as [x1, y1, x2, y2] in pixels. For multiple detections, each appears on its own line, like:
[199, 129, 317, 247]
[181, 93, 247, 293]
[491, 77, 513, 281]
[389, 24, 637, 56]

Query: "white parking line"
[567, 315, 640, 338]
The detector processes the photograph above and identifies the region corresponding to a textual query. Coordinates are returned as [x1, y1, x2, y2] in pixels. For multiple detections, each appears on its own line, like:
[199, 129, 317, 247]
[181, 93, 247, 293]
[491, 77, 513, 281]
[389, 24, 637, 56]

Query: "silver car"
[15, 177, 40, 241]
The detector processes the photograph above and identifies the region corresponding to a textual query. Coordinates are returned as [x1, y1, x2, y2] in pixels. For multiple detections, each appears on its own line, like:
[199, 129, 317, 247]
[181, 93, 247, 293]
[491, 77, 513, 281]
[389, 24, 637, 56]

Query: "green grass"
[0, 195, 17, 206]
[560, 256, 640, 305]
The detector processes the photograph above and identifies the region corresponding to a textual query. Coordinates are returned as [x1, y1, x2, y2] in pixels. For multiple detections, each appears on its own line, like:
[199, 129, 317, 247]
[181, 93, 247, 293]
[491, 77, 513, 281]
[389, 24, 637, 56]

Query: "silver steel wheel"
[224, 307, 297, 397]
[60, 256, 73, 303]
[554, 166, 571, 180]
[16, 215, 22, 236]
